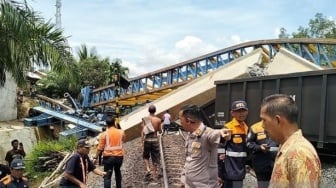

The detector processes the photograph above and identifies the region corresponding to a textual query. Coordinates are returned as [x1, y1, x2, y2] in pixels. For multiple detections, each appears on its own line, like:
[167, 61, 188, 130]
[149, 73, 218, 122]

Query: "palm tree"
[110, 58, 129, 77]
[77, 44, 99, 61]
[109, 58, 130, 89]
[0, 0, 72, 87]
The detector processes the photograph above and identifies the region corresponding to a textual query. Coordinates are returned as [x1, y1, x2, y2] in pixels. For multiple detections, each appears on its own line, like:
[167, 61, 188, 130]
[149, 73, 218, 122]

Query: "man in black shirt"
[60, 139, 106, 187]
[5, 140, 25, 167]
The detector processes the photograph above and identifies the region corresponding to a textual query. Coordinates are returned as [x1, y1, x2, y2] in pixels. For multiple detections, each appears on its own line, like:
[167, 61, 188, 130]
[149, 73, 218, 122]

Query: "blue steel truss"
[90, 38, 336, 107]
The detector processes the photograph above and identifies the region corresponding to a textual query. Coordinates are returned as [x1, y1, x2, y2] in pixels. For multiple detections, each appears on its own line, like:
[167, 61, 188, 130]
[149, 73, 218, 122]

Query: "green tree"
[292, 13, 336, 38]
[279, 13, 336, 39]
[110, 58, 129, 78]
[76, 44, 110, 88]
[36, 61, 81, 98]
[0, 0, 72, 87]
[77, 44, 99, 61]
[76, 45, 130, 88]
[279, 13, 336, 66]
[109, 58, 130, 93]
[78, 58, 110, 87]
[36, 44, 131, 98]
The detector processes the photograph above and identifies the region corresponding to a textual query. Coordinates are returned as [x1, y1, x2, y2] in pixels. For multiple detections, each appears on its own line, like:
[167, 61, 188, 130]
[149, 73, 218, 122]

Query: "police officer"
[218, 100, 249, 188]
[179, 104, 231, 188]
[0, 158, 28, 188]
[247, 121, 278, 188]
[0, 164, 10, 180]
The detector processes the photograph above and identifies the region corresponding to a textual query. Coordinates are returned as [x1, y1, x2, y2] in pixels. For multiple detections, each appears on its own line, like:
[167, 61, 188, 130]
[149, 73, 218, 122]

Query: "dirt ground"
[0, 120, 24, 128]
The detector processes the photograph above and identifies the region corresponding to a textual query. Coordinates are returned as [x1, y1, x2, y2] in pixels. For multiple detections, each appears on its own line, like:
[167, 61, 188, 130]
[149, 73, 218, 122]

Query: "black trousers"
[103, 156, 124, 188]
[255, 171, 271, 188]
[221, 180, 243, 188]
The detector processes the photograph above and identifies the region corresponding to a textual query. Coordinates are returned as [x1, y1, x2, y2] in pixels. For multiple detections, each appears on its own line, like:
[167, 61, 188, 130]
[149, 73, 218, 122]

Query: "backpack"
[142, 116, 155, 135]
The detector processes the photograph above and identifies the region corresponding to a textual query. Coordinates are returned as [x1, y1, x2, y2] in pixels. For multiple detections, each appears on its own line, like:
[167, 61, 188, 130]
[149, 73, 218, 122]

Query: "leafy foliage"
[35, 63, 82, 98]
[0, 0, 72, 87]
[36, 44, 130, 98]
[110, 58, 129, 79]
[78, 57, 110, 87]
[279, 13, 336, 39]
[294, 13, 336, 38]
[25, 136, 77, 177]
[278, 13, 336, 66]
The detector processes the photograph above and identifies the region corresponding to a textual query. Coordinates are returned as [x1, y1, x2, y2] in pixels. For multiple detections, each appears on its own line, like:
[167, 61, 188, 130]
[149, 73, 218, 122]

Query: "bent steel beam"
[89, 38, 336, 108]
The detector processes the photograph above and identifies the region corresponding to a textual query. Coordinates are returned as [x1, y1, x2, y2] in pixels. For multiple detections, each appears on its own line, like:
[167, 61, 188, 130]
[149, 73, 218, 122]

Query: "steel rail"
[159, 128, 186, 188]
[158, 134, 169, 188]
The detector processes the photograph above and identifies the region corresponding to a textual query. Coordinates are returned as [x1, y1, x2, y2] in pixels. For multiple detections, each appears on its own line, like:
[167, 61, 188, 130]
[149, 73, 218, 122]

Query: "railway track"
[87, 130, 336, 187]
[159, 130, 186, 188]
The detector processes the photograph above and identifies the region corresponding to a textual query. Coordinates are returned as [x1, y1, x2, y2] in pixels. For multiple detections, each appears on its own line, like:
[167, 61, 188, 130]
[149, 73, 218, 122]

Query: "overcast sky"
[30, 0, 335, 77]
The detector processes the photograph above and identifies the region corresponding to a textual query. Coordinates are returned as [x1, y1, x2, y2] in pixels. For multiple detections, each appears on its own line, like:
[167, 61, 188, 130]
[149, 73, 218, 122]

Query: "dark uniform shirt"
[246, 121, 278, 173]
[59, 152, 95, 187]
[0, 175, 28, 188]
[218, 118, 248, 181]
[0, 165, 10, 180]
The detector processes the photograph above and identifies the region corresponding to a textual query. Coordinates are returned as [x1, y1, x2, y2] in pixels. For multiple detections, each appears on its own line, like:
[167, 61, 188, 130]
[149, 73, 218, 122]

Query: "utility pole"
[55, 0, 62, 29]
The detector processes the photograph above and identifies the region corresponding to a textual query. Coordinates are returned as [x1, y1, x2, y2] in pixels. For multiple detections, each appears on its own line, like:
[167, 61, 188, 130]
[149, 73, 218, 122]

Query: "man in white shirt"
[162, 110, 172, 135]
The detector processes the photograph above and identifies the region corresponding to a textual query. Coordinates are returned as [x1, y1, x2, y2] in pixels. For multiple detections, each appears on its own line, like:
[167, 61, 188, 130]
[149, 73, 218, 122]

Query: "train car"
[214, 69, 336, 155]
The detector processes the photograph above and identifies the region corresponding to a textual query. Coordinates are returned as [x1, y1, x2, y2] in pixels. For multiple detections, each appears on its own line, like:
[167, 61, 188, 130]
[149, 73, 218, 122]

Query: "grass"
[25, 136, 77, 185]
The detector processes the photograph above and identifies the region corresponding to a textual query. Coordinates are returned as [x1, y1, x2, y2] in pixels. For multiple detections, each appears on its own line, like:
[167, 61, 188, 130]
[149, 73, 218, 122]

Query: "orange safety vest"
[219, 118, 248, 180]
[98, 127, 124, 157]
[224, 118, 248, 157]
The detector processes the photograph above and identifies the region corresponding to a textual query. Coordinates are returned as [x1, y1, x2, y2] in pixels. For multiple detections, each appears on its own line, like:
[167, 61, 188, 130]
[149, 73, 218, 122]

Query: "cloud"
[117, 34, 254, 77]
[31, 0, 336, 78]
[123, 35, 218, 76]
[174, 36, 217, 61]
[230, 35, 243, 45]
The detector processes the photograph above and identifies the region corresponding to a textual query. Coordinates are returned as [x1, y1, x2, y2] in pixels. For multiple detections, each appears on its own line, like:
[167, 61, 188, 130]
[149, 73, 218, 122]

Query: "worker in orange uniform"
[247, 121, 278, 188]
[94, 116, 126, 188]
[218, 100, 249, 188]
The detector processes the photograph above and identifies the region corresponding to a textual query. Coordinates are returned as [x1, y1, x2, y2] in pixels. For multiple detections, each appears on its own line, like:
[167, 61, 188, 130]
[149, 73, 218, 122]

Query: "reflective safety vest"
[247, 121, 278, 152]
[101, 127, 124, 157]
[218, 118, 248, 181]
[224, 118, 248, 157]
[247, 121, 278, 172]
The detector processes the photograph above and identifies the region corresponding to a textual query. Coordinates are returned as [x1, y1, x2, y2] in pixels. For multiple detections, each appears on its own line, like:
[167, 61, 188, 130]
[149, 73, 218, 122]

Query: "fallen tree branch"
[39, 151, 72, 188]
